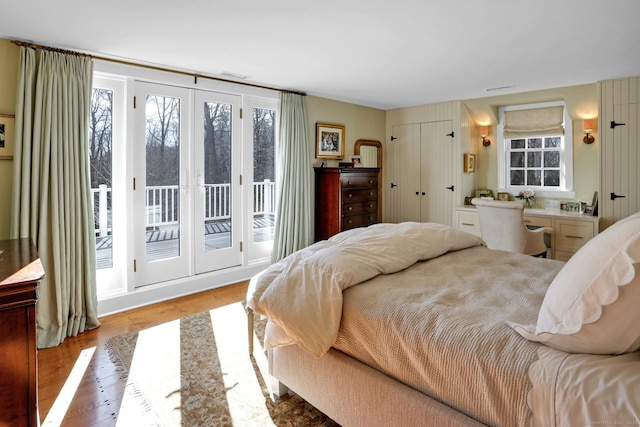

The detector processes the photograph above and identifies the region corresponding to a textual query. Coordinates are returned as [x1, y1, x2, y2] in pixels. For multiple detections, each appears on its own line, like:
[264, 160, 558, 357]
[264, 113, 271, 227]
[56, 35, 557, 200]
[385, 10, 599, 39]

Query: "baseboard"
[97, 262, 268, 317]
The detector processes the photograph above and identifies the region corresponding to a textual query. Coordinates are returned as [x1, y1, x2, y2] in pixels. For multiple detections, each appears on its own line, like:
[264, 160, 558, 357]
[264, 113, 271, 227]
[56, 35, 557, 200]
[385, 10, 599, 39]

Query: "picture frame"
[463, 153, 476, 173]
[497, 192, 510, 201]
[350, 155, 362, 167]
[316, 123, 345, 159]
[0, 114, 15, 160]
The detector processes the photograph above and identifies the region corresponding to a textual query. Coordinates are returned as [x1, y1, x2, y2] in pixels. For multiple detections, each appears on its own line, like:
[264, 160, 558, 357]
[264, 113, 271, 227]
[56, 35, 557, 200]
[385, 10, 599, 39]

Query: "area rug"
[105, 302, 339, 426]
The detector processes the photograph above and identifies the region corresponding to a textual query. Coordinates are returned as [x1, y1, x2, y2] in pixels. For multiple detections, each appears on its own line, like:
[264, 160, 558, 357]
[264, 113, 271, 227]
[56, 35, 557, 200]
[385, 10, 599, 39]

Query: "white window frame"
[497, 101, 575, 199]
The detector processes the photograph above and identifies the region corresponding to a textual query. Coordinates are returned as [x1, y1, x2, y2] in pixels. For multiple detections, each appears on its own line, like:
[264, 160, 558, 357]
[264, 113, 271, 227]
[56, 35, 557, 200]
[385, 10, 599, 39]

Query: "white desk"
[454, 206, 600, 261]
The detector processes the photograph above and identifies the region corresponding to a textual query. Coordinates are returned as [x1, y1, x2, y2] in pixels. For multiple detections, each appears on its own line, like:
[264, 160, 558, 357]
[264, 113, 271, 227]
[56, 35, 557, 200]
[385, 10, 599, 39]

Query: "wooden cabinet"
[453, 207, 599, 261]
[314, 167, 380, 241]
[0, 239, 44, 427]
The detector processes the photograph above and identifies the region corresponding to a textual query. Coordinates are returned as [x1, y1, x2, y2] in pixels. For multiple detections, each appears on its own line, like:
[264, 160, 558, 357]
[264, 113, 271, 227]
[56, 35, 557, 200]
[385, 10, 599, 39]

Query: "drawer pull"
[369, 191, 374, 196]
[368, 203, 374, 208]
[347, 219, 353, 224]
[369, 179, 374, 184]
[348, 206, 353, 211]
[524, 220, 531, 223]
[462, 222, 475, 226]
[348, 193, 353, 198]
[566, 235, 584, 239]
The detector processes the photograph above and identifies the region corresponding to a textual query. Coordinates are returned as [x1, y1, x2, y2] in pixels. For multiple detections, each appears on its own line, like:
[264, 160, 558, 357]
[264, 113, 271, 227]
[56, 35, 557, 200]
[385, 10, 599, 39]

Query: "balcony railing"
[91, 180, 276, 237]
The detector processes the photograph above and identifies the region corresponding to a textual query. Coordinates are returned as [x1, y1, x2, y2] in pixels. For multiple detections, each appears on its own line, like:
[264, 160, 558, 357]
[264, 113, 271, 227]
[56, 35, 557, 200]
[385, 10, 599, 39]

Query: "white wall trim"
[97, 262, 268, 317]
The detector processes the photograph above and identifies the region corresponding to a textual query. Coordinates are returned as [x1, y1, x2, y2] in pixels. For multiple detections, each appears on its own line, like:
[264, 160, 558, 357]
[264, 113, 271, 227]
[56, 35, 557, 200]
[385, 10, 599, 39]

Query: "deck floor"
[95, 217, 274, 269]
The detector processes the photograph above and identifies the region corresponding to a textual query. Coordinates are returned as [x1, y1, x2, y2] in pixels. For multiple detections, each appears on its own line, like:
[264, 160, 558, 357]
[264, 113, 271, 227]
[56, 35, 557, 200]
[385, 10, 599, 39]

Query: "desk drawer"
[456, 211, 481, 237]
[523, 216, 552, 228]
[555, 220, 595, 253]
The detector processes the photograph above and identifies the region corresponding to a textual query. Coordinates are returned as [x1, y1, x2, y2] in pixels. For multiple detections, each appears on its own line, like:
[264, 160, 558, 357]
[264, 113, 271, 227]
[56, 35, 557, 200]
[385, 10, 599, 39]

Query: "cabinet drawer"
[554, 220, 595, 253]
[343, 188, 378, 201]
[344, 200, 377, 215]
[342, 213, 378, 230]
[456, 211, 481, 237]
[341, 174, 378, 188]
[522, 216, 552, 228]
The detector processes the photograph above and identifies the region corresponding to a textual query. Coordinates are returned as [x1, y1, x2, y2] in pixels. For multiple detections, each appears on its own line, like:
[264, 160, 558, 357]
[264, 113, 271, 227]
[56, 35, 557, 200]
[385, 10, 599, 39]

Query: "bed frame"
[247, 308, 486, 426]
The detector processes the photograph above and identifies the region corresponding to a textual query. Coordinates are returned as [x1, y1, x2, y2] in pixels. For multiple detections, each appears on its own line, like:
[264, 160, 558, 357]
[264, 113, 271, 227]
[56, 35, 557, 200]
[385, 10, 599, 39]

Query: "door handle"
[610, 192, 626, 200]
[390, 183, 398, 188]
[445, 185, 455, 192]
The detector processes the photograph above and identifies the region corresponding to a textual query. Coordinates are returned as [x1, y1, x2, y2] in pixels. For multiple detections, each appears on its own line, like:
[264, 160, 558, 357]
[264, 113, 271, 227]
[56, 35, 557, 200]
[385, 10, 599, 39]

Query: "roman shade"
[503, 106, 564, 138]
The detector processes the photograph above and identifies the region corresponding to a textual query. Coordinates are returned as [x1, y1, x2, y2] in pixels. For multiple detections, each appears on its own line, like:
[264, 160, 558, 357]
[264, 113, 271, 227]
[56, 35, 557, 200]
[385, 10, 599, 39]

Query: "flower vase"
[525, 199, 534, 208]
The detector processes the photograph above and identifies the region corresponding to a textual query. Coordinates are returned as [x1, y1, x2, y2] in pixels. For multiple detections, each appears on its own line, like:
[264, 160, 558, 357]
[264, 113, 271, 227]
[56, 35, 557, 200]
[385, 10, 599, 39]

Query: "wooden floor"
[37, 280, 249, 426]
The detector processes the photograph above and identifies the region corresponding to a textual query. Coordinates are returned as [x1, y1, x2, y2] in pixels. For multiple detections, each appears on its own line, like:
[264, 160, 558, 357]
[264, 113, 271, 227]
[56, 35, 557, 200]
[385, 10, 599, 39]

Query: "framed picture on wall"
[0, 114, 15, 160]
[463, 153, 476, 173]
[316, 123, 345, 159]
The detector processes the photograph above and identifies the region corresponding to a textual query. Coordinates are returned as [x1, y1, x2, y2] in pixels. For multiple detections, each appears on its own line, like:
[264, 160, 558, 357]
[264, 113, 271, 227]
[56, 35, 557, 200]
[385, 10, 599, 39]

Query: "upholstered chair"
[471, 198, 552, 257]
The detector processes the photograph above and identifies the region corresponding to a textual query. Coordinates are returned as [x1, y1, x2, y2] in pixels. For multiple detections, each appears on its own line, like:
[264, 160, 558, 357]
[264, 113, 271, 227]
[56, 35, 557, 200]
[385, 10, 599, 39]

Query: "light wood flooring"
[37, 280, 249, 426]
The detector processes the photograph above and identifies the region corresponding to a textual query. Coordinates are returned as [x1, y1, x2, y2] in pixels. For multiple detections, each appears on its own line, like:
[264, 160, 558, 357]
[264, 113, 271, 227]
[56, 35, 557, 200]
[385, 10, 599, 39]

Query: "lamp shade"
[582, 119, 594, 132]
[480, 126, 489, 136]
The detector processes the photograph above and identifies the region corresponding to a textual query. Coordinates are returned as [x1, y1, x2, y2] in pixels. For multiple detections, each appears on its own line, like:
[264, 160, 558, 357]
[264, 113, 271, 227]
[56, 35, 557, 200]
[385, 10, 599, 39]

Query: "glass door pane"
[252, 107, 276, 243]
[145, 94, 181, 261]
[89, 87, 114, 269]
[194, 91, 241, 273]
[203, 101, 232, 251]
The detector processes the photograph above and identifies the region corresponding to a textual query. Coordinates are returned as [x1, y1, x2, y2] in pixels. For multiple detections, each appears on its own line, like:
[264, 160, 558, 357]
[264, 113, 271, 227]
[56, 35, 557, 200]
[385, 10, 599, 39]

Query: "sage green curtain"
[271, 93, 313, 262]
[11, 47, 100, 348]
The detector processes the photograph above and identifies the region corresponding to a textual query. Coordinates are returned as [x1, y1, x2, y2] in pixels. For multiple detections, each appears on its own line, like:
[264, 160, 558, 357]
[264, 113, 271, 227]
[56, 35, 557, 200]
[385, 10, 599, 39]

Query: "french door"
[133, 82, 242, 287]
[193, 91, 242, 273]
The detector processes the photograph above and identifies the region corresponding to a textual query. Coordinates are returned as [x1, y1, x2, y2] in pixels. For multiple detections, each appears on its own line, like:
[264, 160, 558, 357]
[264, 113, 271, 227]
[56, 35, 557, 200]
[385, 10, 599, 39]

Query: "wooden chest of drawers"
[314, 167, 380, 241]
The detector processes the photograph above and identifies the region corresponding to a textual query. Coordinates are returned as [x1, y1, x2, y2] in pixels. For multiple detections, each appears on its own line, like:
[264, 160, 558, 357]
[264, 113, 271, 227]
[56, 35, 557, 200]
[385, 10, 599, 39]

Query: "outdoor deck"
[95, 216, 274, 269]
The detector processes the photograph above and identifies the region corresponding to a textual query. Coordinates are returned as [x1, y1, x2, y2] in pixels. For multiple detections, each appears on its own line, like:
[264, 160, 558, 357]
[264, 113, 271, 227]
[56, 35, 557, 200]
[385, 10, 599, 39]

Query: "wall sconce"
[582, 119, 595, 144]
[480, 126, 491, 147]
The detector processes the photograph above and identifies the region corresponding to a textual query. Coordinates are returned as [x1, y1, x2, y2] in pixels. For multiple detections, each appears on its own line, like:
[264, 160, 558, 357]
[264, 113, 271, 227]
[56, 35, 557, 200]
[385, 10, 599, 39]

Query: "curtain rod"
[11, 40, 306, 96]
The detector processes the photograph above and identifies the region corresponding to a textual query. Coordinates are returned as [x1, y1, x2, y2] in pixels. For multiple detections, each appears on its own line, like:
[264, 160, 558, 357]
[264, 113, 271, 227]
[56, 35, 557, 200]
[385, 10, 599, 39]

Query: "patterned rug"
[105, 302, 340, 426]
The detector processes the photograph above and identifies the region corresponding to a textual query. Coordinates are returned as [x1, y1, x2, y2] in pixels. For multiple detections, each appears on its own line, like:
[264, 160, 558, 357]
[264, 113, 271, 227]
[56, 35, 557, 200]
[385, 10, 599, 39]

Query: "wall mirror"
[354, 139, 382, 169]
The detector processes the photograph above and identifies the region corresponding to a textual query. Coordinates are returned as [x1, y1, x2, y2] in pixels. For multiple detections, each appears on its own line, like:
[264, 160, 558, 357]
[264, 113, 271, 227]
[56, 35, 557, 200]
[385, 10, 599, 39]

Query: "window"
[91, 62, 279, 306]
[498, 102, 574, 199]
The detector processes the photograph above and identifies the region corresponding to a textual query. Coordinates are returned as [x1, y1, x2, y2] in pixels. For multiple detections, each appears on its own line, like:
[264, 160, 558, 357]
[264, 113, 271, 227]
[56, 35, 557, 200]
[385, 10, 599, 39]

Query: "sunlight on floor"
[117, 318, 181, 426]
[209, 303, 276, 426]
[42, 347, 96, 427]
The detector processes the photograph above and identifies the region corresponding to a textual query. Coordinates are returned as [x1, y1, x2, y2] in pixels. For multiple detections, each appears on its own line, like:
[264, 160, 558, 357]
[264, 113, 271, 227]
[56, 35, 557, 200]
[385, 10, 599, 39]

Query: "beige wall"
[0, 37, 600, 240]
[462, 83, 599, 203]
[0, 39, 19, 239]
[306, 95, 386, 167]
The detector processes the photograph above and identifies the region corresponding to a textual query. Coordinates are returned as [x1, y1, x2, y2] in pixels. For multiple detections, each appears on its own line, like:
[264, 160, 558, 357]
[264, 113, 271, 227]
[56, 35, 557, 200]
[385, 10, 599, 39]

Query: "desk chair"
[471, 198, 552, 257]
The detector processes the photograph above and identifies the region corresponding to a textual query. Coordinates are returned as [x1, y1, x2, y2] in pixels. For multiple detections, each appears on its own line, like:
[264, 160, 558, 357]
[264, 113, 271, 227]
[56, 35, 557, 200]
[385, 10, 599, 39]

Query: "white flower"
[518, 189, 535, 199]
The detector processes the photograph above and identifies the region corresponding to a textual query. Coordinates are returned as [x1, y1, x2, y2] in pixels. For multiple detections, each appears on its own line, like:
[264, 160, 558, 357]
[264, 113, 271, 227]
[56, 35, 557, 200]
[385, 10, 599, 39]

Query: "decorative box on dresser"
[314, 167, 380, 241]
[0, 239, 45, 427]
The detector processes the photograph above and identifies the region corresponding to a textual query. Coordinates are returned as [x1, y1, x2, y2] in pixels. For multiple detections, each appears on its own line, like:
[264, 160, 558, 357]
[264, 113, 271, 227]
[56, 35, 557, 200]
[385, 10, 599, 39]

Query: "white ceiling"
[4, 0, 640, 110]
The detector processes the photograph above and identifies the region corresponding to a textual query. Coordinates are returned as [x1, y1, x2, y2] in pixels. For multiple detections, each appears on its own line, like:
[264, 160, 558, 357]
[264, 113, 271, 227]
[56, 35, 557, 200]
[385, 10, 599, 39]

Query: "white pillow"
[508, 212, 640, 354]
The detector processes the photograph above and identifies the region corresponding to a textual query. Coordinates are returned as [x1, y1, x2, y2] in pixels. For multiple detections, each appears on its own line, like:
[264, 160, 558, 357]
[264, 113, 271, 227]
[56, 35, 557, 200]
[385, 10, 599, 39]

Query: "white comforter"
[246, 222, 484, 357]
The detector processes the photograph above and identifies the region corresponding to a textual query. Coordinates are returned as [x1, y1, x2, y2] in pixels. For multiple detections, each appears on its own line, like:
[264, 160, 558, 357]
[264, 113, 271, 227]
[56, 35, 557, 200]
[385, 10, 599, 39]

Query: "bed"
[246, 218, 640, 426]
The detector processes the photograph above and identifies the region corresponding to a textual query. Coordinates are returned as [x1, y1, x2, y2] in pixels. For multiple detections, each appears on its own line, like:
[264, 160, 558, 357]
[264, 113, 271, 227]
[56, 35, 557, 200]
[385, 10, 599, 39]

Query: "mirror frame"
[354, 139, 382, 169]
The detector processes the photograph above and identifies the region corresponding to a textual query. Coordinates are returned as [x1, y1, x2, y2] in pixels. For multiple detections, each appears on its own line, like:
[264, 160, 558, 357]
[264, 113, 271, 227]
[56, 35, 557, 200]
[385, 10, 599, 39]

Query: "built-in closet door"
[387, 123, 421, 223]
[387, 121, 454, 225]
[420, 121, 454, 226]
[600, 78, 640, 230]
